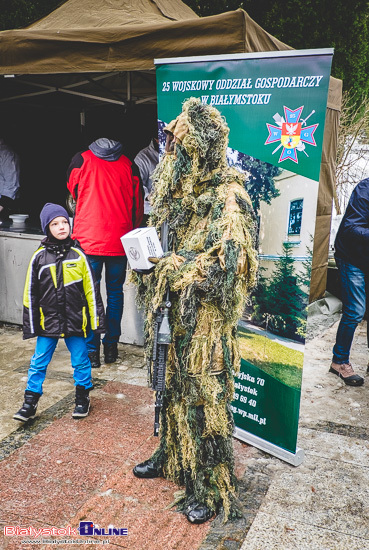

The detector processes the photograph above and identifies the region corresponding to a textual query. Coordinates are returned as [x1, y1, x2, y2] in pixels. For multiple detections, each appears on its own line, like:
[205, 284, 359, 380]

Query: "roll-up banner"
[155, 49, 333, 466]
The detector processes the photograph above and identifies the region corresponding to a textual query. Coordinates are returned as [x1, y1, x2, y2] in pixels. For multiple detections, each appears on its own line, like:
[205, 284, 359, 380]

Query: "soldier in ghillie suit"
[132, 97, 258, 524]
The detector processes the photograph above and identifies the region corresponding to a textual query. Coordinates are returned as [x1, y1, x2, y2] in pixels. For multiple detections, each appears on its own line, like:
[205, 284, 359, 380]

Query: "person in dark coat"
[13, 203, 105, 422]
[331, 178, 369, 386]
[134, 137, 159, 219]
[0, 137, 20, 219]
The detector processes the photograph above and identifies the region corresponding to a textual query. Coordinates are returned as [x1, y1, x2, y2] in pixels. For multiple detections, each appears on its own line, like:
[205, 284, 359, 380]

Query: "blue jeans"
[332, 258, 367, 363]
[27, 336, 93, 395]
[86, 255, 127, 351]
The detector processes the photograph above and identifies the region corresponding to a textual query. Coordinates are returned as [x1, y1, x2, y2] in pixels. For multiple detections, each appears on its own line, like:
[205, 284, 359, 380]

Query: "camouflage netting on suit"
[133, 97, 258, 520]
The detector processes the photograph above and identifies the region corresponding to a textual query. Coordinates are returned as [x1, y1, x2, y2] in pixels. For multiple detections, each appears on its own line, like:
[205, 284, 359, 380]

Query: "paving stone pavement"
[0, 313, 369, 550]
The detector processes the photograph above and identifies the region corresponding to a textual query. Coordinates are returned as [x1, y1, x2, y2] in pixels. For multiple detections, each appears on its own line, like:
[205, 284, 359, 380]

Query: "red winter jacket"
[67, 141, 144, 256]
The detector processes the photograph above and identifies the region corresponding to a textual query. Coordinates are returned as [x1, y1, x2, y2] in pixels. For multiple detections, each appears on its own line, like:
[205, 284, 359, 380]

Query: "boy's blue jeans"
[85, 255, 127, 352]
[332, 258, 367, 364]
[27, 336, 93, 395]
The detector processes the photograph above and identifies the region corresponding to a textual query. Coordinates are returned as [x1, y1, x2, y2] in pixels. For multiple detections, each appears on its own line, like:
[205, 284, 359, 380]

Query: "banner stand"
[234, 427, 305, 467]
[155, 49, 332, 469]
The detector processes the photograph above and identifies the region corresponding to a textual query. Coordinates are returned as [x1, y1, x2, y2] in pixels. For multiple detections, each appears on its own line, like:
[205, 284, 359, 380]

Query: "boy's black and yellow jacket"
[23, 236, 105, 340]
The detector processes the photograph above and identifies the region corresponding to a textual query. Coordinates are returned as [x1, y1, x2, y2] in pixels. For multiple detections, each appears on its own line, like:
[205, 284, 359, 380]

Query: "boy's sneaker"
[329, 362, 364, 386]
[72, 385, 91, 419]
[13, 390, 41, 422]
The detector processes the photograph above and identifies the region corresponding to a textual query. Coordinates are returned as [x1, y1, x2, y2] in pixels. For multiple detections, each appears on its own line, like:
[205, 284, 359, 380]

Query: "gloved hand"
[134, 266, 155, 275]
[133, 257, 159, 275]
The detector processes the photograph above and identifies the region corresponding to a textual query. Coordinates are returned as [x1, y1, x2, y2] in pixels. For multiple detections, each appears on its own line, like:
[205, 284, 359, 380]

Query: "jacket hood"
[89, 138, 123, 161]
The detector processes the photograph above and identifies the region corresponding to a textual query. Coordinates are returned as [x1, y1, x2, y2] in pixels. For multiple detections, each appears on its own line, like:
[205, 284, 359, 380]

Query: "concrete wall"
[0, 232, 38, 325]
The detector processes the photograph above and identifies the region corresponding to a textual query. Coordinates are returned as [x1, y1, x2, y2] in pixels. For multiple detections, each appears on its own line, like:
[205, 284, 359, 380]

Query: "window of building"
[288, 199, 303, 235]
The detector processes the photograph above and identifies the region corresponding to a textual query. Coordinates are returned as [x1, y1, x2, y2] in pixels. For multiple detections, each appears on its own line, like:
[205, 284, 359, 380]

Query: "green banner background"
[156, 53, 332, 182]
[156, 51, 333, 457]
[231, 359, 301, 453]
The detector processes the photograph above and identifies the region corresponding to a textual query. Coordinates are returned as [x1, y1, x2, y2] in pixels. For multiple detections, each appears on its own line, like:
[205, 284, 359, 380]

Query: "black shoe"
[88, 350, 101, 368]
[13, 390, 41, 422]
[185, 502, 214, 524]
[133, 459, 161, 478]
[72, 385, 91, 419]
[104, 343, 118, 363]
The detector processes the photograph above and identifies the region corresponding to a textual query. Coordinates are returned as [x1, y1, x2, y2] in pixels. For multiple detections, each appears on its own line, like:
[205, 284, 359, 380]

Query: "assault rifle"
[151, 293, 171, 436]
[149, 221, 171, 437]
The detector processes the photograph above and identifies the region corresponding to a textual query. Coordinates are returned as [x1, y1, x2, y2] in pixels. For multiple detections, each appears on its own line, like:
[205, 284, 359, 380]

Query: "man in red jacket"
[67, 138, 144, 367]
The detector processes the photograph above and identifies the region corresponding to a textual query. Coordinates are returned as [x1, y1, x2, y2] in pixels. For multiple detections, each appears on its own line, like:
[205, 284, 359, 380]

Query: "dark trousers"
[333, 258, 367, 363]
[85, 255, 127, 351]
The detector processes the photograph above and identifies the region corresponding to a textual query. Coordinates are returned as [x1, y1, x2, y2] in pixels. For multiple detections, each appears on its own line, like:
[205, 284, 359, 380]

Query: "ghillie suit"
[134, 97, 258, 520]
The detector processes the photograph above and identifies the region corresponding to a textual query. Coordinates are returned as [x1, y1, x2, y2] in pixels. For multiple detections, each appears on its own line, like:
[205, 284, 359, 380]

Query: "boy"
[13, 203, 105, 422]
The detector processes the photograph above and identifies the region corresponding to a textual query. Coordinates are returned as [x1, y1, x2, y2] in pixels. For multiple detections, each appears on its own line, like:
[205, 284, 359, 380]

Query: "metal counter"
[0, 223, 144, 345]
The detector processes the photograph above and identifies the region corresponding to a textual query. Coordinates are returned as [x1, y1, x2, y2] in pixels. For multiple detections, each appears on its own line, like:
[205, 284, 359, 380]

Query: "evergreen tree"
[246, 0, 369, 97]
[251, 242, 306, 341]
[0, 0, 64, 30]
[185, 0, 369, 96]
[2, 0, 368, 96]
[239, 155, 281, 213]
[297, 237, 313, 294]
[250, 265, 269, 326]
[296, 239, 313, 339]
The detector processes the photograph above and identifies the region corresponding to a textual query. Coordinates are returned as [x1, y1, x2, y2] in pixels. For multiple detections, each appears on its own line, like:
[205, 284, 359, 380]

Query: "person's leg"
[26, 336, 58, 395]
[85, 255, 104, 366]
[331, 259, 365, 385]
[366, 275, 369, 373]
[102, 255, 127, 362]
[65, 336, 93, 418]
[65, 336, 93, 390]
[14, 336, 58, 421]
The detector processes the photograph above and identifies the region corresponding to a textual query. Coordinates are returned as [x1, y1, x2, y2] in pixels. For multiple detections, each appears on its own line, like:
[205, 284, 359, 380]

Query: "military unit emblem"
[265, 106, 318, 163]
